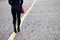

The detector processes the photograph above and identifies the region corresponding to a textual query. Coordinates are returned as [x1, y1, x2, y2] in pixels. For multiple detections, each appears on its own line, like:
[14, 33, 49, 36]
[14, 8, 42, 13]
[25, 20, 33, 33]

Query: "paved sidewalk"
[14, 0, 60, 40]
[0, 0, 60, 40]
[0, 0, 33, 40]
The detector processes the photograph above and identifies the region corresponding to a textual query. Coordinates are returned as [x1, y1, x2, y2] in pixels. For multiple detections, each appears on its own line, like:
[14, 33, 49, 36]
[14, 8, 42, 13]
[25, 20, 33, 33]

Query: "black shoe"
[18, 28, 20, 32]
[17, 27, 20, 32]
[14, 27, 17, 33]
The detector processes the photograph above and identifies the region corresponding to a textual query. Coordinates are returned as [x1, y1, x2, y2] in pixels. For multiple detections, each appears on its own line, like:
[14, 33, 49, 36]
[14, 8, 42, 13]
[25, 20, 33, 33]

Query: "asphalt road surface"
[0, 0, 60, 40]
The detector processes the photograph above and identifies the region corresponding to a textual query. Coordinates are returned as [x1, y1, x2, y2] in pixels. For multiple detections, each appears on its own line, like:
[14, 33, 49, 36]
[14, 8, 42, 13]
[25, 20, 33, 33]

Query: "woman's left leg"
[17, 12, 21, 32]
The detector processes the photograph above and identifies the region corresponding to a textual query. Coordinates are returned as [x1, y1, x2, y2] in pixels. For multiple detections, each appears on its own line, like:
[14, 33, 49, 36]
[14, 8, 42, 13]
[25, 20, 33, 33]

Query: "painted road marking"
[8, 0, 36, 40]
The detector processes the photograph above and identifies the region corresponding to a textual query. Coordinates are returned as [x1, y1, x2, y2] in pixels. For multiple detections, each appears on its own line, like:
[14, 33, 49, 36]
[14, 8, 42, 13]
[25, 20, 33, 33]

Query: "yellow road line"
[8, 0, 36, 40]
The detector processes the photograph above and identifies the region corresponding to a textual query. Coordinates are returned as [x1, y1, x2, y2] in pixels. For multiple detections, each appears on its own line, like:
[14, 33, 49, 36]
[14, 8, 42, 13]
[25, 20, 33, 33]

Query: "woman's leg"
[17, 13, 21, 32]
[11, 9, 17, 33]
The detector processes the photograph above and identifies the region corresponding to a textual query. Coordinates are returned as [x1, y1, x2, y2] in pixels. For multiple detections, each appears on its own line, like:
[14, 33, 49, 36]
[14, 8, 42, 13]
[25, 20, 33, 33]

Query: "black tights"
[12, 12, 21, 28]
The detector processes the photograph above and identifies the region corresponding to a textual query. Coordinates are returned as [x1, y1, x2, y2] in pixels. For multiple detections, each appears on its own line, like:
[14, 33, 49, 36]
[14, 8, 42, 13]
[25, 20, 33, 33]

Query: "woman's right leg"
[11, 9, 17, 33]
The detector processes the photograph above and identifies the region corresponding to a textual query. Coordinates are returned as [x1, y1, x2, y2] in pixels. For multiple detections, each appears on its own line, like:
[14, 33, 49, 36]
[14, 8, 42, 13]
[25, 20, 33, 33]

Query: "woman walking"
[8, 0, 23, 33]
